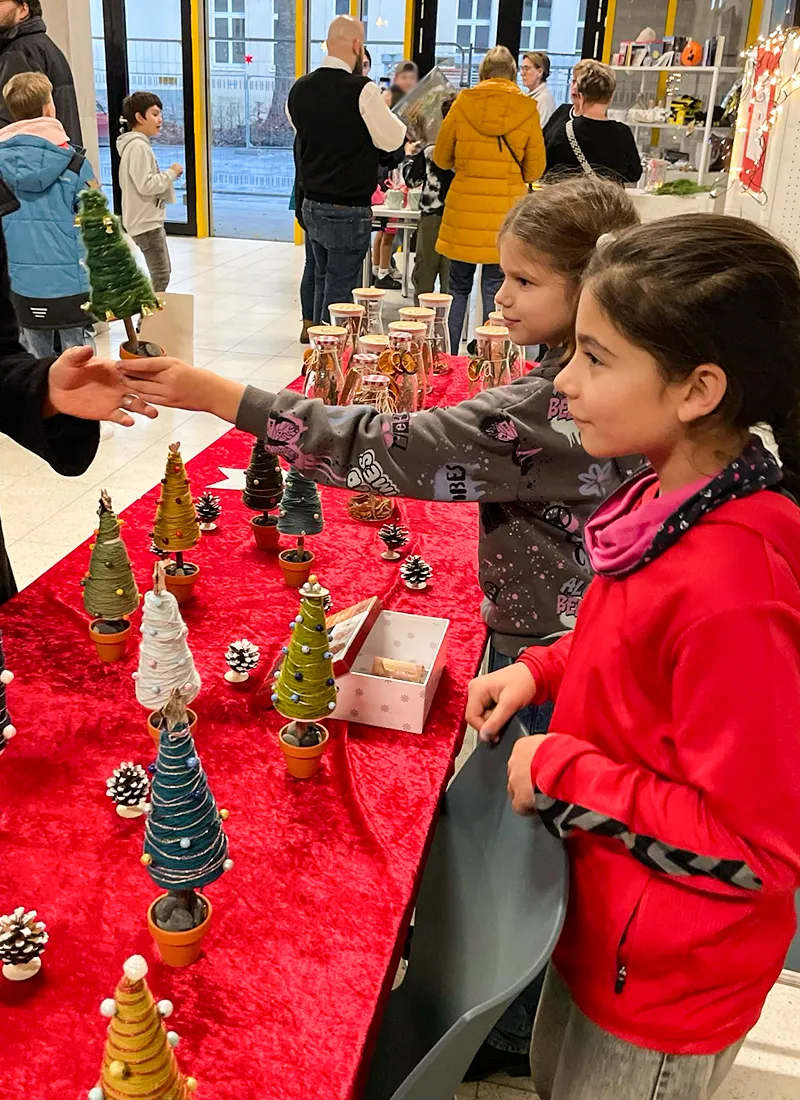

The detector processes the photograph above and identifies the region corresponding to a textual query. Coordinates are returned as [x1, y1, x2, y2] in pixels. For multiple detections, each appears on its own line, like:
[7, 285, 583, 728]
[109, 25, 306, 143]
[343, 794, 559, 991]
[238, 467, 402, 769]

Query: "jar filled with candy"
[353, 287, 387, 335]
[304, 328, 345, 404]
[468, 325, 512, 394]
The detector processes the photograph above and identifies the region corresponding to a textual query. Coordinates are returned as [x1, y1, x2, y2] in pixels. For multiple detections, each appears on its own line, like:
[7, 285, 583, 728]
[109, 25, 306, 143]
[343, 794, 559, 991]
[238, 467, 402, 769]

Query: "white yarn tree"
[134, 561, 201, 713]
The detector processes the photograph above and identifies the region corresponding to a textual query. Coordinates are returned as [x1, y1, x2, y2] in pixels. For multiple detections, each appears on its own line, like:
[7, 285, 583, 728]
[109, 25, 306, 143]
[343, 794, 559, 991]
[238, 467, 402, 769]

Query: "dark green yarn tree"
[77, 188, 160, 353]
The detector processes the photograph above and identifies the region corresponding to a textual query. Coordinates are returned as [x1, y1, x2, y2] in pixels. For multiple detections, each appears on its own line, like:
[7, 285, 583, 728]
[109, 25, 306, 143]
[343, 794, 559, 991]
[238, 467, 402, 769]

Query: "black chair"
[362, 714, 568, 1100]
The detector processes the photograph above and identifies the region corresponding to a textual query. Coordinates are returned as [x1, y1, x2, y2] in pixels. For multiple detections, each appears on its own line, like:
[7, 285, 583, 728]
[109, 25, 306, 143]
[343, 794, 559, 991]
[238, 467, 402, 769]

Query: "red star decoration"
[245, 54, 253, 64]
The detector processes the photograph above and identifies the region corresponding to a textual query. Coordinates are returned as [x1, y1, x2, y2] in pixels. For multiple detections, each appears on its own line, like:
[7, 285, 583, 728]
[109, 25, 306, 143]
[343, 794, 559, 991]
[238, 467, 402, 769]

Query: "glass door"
[206, 0, 296, 240]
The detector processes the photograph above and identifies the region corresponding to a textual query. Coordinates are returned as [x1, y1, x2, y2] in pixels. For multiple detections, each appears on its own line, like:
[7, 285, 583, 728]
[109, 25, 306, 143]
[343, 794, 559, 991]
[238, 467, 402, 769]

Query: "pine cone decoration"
[225, 639, 260, 675]
[148, 537, 168, 559]
[106, 762, 150, 807]
[400, 555, 432, 589]
[0, 907, 48, 966]
[195, 491, 222, 525]
[379, 523, 409, 555]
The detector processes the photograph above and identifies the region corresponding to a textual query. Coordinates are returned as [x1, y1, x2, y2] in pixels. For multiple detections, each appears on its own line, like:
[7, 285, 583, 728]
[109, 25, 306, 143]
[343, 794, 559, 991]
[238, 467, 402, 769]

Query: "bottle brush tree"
[277, 468, 323, 562]
[77, 188, 161, 356]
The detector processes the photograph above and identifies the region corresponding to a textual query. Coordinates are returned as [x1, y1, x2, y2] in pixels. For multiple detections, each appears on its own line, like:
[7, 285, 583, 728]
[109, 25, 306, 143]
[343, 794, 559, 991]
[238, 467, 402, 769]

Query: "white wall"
[42, 0, 100, 175]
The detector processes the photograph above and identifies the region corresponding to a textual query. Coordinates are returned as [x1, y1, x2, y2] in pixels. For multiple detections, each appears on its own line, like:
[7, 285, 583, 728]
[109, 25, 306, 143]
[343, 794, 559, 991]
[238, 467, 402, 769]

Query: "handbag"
[566, 118, 595, 176]
[499, 134, 534, 193]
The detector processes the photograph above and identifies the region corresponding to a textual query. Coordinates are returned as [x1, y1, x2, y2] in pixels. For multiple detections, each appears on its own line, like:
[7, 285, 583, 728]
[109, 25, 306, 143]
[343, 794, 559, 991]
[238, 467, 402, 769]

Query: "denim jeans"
[300, 231, 316, 322]
[303, 199, 372, 325]
[132, 226, 172, 292]
[448, 260, 504, 352]
[20, 326, 96, 358]
[532, 967, 743, 1100]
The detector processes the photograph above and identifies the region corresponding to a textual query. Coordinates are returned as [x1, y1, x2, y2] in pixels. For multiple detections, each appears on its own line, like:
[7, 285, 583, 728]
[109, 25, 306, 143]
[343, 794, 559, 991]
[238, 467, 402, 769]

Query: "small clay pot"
[119, 339, 165, 360]
[278, 549, 314, 588]
[279, 722, 329, 779]
[147, 893, 212, 968]
[89, 618, 131, 663]
[2, 957, 42, 982]
[148, 707, 198, 746]
[251, 515, 280, 552]
[164, 562, 200, 604]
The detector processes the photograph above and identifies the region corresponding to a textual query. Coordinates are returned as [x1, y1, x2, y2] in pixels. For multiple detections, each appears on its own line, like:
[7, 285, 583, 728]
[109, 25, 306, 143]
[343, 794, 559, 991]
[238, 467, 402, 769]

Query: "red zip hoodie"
[519, 443, 800, 1055]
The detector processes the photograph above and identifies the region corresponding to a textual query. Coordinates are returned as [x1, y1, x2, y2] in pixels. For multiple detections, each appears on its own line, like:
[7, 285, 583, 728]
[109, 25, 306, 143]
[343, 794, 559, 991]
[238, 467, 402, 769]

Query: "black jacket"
[0, 182, 98, 603]
[0, 17, 82, 144]
[543, 104, 642, 184]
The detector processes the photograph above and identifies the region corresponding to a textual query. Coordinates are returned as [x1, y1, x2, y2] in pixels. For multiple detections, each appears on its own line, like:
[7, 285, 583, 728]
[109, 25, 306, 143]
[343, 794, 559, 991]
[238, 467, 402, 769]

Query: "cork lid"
[488, 311, 505, 325]
[475, 324, 509, 338]
[418, 292, 453, 304]
[353, 287, 387, 300]
[359, 334, 390, 350]
[389, 321, 427, 335]
[329, 303, 365, 316]
[308, 325, 347, 339]
[399, 306, 436, 320]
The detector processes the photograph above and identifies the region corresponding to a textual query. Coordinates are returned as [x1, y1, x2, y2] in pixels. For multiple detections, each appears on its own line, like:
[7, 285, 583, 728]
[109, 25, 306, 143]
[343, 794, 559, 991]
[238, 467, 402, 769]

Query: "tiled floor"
[7, 234, 800, 1096]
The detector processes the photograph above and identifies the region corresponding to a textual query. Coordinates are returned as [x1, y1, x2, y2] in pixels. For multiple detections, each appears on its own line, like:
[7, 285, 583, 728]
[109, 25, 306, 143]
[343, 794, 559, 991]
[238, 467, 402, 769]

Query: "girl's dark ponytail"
[770, 407, 800, 500]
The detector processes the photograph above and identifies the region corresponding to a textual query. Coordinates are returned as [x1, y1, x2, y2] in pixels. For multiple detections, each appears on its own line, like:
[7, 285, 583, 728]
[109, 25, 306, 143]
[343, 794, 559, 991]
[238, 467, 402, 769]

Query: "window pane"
[458, 0, 472, 17]
[214, 0, 228, 9]
[215, 17, 228, 39]
[335, 0, 349, 10]
[476, 0, 491, 19]
[575, 27, 584, 51]
[536, 0, 551, 17]
[522, 0, 533, 19]
[231, 16, 245, 36]
[475, 23, 489, 47]
[456, 23, 471, 45]
[232, 39, 245, 63]
[533, 25, 549, 47]
[578, 0, 587, 18]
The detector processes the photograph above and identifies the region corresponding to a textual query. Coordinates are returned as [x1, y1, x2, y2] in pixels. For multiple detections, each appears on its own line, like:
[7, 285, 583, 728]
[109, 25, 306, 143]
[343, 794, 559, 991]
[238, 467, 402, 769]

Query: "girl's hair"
[500, 176, 639, 289]
[523, 50, 550, 81]
[572, 59, 616, 105]
[584, 215, 800, 496]
[479, 45, 517, 82]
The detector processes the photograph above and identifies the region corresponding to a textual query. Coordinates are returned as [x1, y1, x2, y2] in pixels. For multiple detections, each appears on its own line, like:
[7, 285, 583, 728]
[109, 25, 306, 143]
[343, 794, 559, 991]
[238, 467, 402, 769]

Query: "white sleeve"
[359, 81, 407, 152]
[125, 142, 177, 197]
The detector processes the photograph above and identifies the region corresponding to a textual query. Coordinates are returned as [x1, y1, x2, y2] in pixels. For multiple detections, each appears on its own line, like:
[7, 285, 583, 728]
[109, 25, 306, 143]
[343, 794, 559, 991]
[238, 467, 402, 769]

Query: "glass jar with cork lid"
[488, 310, 525, 380]
[304, 328, 345, 404]
[329, 303, 365, 358]
[417, 292, 453, 372]
[383, 330, 419, 412]
[399, 306, 435, 395]
[468, 325, 512, 394]
[388, 321, 427, 409]
[344, 352, 379, 405]
[353, 287, 387, 335]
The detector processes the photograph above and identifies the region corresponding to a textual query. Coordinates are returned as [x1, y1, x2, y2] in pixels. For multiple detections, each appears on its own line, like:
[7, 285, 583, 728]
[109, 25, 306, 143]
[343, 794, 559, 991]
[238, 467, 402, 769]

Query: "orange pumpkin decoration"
[681, 40, 702, 66]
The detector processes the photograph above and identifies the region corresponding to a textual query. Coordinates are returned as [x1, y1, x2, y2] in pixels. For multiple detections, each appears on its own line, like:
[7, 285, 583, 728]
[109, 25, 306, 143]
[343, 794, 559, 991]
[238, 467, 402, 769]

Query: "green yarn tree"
[77, 188, 160, 354]
[243, 440, 284, 519]
[272, 576, 337, 733]
[82, 491, 140, 625]
[278, 469, 323, 559]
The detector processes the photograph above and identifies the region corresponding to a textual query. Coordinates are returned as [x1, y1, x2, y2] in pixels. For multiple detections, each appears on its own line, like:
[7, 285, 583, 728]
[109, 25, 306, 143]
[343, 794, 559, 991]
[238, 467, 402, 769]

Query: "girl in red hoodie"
[466, 215, 800, 1100]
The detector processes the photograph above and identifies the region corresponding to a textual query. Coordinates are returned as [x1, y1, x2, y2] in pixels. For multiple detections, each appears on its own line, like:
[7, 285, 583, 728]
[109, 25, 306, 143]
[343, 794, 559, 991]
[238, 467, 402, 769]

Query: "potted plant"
[271, 576, 337, 779]
[76, 188, 163, 359]
[151, 443, 202, 603]
[242, 439, 284, 551]
[277, 469, 324, 587]
[87, 955, 198, 1100]
[141, 690, 232, 967]
[81, 491, 140, 662]
[135, 561, 201, 744]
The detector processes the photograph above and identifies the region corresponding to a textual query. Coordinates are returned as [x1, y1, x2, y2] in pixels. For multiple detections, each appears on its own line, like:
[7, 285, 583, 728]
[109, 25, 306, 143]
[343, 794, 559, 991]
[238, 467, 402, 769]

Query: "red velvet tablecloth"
[0, 365, 485, 1099]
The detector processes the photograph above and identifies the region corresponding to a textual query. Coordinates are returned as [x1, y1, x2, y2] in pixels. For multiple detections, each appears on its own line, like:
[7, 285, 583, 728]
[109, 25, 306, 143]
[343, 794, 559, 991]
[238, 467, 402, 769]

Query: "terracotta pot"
[164, 563, 200, 604]
[251, 515, 280, 552]
[148, 707, 198, 747]
[119, 339, 165, 360]
[279, 722, 329, 779]
[89, 619, 131, 663]
[147, 893, 212, 967]
[278, 549, 314, 588]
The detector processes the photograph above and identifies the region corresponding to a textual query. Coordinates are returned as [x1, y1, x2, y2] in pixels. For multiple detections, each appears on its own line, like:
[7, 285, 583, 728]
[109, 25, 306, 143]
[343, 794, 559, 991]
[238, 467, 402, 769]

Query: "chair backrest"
[362, 716, 567, 1100]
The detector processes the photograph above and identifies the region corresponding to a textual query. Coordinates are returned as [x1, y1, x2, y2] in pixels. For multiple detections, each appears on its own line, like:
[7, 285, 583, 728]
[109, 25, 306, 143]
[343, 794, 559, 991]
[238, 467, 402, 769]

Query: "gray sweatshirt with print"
[236, 352, 639, 655]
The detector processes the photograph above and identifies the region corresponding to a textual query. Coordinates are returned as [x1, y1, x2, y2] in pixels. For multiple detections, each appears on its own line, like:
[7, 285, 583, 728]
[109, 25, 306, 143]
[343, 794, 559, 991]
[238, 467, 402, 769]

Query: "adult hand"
[507, 734, 547, 815]
[171, 163, 184, 178]
[120, 357, 245, 424]
[465, 662, 537, 743]
[46, 346, 158, 427]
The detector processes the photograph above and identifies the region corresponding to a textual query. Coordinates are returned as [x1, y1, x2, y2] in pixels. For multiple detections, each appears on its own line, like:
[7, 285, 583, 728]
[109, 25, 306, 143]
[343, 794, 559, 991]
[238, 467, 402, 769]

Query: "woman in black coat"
[0, 189, 157, 602]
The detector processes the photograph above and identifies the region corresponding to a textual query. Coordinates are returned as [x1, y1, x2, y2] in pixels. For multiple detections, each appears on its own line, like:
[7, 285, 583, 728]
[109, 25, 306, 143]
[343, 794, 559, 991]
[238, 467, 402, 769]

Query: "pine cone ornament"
[225, 639, 260, 676]
[148, 537, 168, 559]
[379, 523, 409, 559]
[400, 555, 432, 589]
[195, 491, 222, 529]
[106, 762, 150, 808]
[0, 907, 48, 967]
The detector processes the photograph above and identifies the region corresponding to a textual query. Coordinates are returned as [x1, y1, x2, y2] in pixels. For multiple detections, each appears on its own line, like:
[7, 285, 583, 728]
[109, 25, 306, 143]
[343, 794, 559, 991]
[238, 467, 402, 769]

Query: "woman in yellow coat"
[434, 45, 545, 350]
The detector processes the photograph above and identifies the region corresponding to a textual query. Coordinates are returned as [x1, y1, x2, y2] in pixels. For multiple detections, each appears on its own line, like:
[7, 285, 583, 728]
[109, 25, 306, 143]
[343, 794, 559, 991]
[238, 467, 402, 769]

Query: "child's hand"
[465, 663, 537, 743]
[46, 345, 158, 426]
[171, 163, 184, 178]
[507, 734, 547, 815]
[120, 358, 244, 423]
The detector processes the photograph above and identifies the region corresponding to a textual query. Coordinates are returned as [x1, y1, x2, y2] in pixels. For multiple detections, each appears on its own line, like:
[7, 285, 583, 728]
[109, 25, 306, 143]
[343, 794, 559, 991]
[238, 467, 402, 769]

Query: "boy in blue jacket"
[0, 71, 97, 357]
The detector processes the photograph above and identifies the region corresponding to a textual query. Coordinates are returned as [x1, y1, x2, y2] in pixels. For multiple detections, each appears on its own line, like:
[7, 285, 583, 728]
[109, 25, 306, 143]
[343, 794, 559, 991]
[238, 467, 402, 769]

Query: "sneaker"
[375, 274, 401, 290]
[300, 320, 312, 345]
[462, 1043, 531, 1083]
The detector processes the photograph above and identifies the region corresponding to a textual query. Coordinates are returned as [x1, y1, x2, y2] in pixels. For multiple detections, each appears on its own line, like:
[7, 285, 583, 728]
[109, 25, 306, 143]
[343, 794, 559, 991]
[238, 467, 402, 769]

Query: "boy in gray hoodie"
[117, 91, 182, 293]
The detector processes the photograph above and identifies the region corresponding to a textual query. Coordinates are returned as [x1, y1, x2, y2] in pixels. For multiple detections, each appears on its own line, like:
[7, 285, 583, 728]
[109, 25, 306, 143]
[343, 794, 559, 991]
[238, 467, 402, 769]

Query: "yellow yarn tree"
[153, 443, 200, 556]
[88, 955, 197, 1100]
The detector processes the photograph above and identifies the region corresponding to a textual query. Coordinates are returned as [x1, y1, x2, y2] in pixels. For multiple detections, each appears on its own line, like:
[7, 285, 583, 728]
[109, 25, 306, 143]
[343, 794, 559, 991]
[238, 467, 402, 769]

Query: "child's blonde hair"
[3, 71, 53, 121]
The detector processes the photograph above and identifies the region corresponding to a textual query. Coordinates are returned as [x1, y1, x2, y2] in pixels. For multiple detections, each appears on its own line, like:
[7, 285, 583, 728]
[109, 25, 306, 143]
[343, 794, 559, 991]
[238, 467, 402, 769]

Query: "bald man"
[288, 15, 406, 323]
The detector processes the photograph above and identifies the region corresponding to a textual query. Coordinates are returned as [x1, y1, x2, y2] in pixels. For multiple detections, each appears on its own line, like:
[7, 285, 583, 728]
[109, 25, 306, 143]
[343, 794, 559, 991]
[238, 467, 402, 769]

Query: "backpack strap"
[566, 118, 595, 176]
[66, 151, 86, 176]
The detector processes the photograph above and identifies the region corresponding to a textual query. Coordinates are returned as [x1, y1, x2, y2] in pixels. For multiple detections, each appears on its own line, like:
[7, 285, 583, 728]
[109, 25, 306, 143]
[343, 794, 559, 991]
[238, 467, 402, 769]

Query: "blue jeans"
[300, 231, 316, 322]
[484, 639, 553, 1054]
[303, 200, 372, 325]
[20, 326, 95, 358]
[448, 260, 504, 352]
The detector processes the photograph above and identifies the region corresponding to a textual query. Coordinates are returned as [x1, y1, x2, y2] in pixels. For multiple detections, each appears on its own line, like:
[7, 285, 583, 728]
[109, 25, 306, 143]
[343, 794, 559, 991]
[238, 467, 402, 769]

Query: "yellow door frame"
[190, 0, 210, 238]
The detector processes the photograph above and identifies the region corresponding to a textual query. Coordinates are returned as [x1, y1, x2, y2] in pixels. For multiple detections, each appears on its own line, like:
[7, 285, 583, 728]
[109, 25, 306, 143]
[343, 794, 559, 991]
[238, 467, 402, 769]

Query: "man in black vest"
[288, 15, 405, 324]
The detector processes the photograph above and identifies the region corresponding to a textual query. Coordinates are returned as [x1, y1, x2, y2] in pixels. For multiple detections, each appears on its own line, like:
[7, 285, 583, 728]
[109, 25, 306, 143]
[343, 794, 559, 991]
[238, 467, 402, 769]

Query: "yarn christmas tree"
[0, 631, 16, 756]
[88, 955, 197, 1100]
[379, 522, 409, 560]
[106, 762, 150, 818]
[77, 188, 161, 355]
[152, 444, 201, 601]
[195, 491, 221, 532]
[142, 690, 231, 932]
[135, 562, 201, 721]
[82, 492, 140, 640]
[243, 439, 284, 516]
[0, 907, 48, 980]
[272, 576, 336, 729]
[278, 469, 323, 561]
[400, 555, 432, 590]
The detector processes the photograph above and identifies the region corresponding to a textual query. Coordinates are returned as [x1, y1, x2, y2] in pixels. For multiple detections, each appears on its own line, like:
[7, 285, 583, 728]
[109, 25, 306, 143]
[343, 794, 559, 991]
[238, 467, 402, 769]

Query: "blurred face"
[394, 69, 417, 95]
[135, 104, 163, 137]
[520, 58, 543, 91]
[362, 53, 371, 76]
[496, 236, 576, 349]
[0, 1, 26, 31]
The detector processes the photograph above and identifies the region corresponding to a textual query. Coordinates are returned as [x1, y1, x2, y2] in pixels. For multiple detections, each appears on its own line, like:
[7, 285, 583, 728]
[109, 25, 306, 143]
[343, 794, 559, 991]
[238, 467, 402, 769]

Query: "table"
[0, 364, 487, 1099]
[364, 205, 421, 300]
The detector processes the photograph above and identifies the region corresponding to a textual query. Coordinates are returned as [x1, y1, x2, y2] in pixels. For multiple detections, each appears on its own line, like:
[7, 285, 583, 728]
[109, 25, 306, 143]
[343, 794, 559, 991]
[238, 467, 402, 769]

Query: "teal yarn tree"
[142, 690, 232, 930]
[278, 469, 323, 559]
[0, 630, 15, 756]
